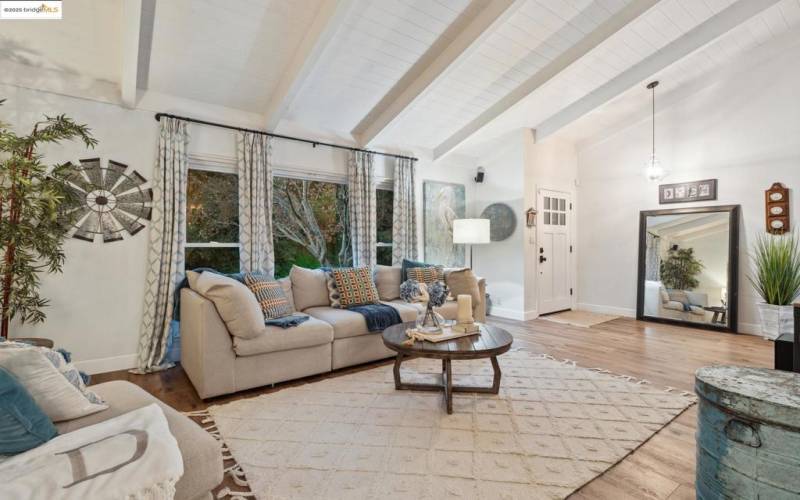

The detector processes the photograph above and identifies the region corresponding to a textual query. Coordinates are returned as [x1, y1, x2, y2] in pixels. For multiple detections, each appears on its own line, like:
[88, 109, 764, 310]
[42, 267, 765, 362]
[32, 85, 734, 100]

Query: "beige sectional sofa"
[181, 265, 485, 399]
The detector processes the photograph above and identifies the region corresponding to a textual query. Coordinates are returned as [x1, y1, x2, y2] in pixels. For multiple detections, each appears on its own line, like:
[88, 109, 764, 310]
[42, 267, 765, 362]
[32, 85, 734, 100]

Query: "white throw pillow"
[0, 346, 108, 422]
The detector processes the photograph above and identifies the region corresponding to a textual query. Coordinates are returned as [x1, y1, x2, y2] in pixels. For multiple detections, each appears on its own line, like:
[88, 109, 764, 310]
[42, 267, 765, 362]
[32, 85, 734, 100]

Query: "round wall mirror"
[480, 203, 517, 241]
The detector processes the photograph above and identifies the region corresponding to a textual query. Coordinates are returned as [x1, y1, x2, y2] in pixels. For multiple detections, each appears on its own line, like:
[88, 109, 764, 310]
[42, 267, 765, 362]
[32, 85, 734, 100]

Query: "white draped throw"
[348, 151, 376, 268]
[237, 132, 275, 277]
[391, 157, 418, 264]
[135, 117, 188, 373]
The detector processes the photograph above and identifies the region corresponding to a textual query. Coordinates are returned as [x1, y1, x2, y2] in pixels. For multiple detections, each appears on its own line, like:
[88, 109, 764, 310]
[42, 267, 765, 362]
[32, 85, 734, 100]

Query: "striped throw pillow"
[331, 267, 380, 307]
[244, 273, 294, 319]
[406, 266, 444, 286]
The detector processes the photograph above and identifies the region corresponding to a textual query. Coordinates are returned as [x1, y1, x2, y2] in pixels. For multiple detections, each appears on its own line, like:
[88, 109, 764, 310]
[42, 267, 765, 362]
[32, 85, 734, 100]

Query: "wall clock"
[765, 182, 789, 234]
[62, 158, 152, 243]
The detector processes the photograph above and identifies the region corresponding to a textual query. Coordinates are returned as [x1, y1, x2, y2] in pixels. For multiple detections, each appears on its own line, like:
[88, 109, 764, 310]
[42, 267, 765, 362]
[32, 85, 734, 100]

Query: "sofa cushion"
[232, 316, 334, 356]
[188, 271, 264, 339]
[374, 265, 401, 301]
[289, 266, 331, 311]
[306, 303, 416, 339]
[244, 273, 294, 319]
[304, 306, 369, 339]
[445, 268, 482, 309]
[56, 381, 222, 500]
[331, 267, 380, 307]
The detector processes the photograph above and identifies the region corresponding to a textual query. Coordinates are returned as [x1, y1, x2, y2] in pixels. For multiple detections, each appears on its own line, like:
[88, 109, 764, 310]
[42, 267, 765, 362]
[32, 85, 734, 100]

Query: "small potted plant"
[749, 232, 800, 339]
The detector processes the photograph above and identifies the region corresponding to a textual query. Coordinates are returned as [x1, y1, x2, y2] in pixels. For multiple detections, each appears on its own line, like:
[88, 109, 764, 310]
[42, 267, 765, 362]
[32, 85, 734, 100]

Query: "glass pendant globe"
[643, 154, 666, 182]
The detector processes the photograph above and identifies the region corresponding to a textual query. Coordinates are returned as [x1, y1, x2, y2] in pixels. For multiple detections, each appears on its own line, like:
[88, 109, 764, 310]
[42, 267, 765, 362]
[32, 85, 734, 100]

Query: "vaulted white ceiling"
[1, 0, 797, 159]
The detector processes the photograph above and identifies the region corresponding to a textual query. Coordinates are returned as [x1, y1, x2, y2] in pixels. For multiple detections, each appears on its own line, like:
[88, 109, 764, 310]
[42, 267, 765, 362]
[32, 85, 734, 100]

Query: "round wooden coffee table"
[382, 322, 513, 414]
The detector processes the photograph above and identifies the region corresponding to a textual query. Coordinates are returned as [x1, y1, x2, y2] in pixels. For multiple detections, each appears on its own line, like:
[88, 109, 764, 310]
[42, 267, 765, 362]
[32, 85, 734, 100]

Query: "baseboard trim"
[577, 303, 636, 318]
[75, 354, 138, 375]
[737, 322, 763, 337]
[489, 307, 535, 321]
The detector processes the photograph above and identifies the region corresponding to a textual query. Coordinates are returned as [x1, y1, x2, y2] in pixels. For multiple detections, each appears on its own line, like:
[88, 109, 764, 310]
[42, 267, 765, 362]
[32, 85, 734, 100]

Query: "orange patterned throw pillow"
[244, 273, 294, 319]
[331, 267, 380, 307]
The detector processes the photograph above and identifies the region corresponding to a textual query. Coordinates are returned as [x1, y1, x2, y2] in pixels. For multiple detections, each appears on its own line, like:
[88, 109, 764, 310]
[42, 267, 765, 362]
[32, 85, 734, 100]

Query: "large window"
[273, 177, 352, 278]
[185, 168, 239, 273]
[185, 167, 394, 277]
[376, 188, 393, 265]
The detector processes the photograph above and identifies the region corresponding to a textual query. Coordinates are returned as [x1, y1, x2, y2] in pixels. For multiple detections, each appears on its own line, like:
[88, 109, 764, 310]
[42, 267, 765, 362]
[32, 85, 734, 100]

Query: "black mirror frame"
[636, 204, 740, 333]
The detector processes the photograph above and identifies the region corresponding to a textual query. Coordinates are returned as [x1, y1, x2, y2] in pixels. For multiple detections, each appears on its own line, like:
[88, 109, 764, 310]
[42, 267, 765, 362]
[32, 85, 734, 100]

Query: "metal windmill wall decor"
[62, 158, 152, 243]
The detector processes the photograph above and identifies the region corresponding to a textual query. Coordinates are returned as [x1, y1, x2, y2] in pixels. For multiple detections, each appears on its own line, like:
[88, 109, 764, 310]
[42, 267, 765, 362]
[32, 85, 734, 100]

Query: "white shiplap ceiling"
[0, 0, 796, 158]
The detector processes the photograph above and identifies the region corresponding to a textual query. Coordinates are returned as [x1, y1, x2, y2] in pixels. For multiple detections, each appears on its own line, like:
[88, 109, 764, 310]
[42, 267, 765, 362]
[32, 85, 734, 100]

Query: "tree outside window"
[273, 177, 352, 278]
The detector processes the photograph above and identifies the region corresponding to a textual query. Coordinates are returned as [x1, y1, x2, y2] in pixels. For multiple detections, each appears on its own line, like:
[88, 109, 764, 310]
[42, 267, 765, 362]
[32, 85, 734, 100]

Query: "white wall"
[3, 83, 475, 373]
[473, 134, 525, 318]
[471, 130, 577, 320]
[575, 44, 800, 333]
[524, 133, 578, 318]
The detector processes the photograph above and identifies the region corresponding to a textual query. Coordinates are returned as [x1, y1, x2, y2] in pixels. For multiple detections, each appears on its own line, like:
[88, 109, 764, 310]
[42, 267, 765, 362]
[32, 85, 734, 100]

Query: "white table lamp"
[453, 218, 490, 269]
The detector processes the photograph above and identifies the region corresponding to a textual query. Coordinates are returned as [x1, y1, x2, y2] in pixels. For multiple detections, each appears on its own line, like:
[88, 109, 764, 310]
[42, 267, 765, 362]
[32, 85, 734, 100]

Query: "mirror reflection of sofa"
[644, 280, 708, 322]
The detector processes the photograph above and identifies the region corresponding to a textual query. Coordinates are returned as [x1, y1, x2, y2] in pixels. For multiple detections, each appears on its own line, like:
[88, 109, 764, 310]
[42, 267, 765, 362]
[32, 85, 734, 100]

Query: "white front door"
[537, 189, 572, 315]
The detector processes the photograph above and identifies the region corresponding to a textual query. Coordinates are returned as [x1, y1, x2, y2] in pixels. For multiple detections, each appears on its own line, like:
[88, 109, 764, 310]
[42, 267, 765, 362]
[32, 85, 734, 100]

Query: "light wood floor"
[94, 316, 773, 499]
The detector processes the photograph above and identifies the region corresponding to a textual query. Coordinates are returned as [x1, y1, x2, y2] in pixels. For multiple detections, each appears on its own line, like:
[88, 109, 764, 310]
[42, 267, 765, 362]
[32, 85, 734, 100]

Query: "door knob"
[539, 255, 547, 263]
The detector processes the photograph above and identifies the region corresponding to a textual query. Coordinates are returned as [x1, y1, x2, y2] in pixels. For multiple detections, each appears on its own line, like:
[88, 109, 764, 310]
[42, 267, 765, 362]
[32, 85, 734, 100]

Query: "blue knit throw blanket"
[348, 303, 403, 332]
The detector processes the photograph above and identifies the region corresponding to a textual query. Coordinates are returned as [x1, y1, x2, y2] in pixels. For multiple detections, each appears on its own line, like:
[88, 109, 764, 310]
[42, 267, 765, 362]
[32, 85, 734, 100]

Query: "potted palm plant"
[0, 99, 97, 339]
[749, 232, 800, 339]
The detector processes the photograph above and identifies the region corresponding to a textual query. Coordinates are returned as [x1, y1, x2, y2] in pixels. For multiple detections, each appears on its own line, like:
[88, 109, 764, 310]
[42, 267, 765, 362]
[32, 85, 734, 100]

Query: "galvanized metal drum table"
[381, 322, 513, 414]
[695, 366, 800, 499]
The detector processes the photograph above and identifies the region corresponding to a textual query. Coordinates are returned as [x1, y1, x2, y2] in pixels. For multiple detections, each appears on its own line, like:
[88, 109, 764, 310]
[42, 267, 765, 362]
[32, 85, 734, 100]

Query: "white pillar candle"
[456, 294, 473, 324]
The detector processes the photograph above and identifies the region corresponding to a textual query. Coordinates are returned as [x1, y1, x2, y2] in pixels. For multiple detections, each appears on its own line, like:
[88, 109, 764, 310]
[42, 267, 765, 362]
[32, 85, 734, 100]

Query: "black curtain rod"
[154, 112, 419, 162]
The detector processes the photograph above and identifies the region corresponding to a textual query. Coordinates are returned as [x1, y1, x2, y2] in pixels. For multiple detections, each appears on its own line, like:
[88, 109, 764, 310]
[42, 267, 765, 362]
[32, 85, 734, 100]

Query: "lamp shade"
[453, 218, 490, 244]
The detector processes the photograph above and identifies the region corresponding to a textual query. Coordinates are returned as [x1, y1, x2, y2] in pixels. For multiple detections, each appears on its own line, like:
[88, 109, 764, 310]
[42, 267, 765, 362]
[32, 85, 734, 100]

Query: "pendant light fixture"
[643, 80, 667, 181]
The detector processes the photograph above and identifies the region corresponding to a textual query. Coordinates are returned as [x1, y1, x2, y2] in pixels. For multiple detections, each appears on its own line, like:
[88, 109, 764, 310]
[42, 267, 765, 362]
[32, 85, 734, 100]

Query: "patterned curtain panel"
[645, 232, 661, 281]
[134, 117, 188, 373]
[237, 132, 275, 277]
[348, 151, 376, 268]
[391, 157, 418, 265]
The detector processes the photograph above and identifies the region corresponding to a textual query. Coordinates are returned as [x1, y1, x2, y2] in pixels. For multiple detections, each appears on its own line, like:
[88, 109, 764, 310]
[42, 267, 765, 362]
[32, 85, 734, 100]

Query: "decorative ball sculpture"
[419, 281, 450, 333]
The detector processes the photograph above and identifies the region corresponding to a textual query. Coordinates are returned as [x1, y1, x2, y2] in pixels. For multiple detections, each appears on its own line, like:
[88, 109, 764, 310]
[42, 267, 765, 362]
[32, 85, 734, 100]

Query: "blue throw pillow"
[0, 367, 58, 454]
[401, 258, 435, 282]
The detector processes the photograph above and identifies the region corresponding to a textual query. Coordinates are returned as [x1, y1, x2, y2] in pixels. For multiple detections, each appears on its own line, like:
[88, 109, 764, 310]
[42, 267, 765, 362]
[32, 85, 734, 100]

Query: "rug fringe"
[523, 353, 693, 398]
[183, 410, 255, 499]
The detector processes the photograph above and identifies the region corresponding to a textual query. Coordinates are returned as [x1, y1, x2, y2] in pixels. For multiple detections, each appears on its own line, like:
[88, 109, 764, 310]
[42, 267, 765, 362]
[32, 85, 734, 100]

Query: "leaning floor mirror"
[637, 205, 740, 332]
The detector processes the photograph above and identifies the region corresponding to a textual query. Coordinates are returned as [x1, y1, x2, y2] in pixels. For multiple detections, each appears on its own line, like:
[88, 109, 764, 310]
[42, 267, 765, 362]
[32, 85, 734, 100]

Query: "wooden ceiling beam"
[262, 0, 356, 131]
[351, 0, 522, 147]
[535, 0, 783, 141]
[432, 0, 661, 160]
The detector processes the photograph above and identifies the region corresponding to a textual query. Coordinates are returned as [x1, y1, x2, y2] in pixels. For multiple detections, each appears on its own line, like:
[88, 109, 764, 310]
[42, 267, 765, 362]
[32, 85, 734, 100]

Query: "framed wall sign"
[659, 179, 717, 204]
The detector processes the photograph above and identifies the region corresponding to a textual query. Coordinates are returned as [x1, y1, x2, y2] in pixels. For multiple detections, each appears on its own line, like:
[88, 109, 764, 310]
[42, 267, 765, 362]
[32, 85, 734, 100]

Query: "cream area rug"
[540, 310, 619, 328]
[205, 351, 694, 499]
